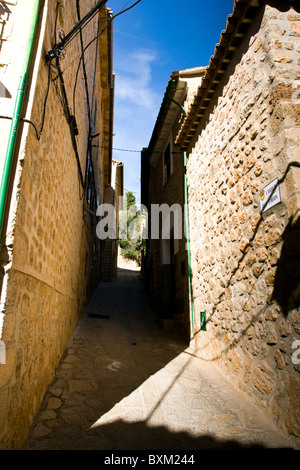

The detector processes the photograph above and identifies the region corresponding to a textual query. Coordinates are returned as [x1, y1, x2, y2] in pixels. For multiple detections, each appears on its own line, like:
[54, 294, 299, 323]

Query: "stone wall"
[184, 5, 300, 443]
[0, 0, 113, 449]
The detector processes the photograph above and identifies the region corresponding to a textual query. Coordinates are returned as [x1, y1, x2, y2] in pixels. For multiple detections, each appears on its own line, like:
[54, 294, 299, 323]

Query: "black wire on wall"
[46, 0, 108, 62]
[1, 0, 143, 201]
[55, 54, 84, 188]
[75, 0, 98, 219]
[11, 0, 143, 210]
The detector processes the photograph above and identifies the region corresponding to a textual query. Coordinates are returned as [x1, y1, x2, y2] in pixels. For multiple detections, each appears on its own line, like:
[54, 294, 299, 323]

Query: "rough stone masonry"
[0, 0, 113, 449]
[177, 3, 300, 445]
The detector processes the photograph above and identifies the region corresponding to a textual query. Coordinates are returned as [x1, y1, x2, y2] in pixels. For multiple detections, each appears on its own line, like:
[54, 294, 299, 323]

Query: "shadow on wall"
[192, 165, 300, 361]
[272, 216, 300, 316]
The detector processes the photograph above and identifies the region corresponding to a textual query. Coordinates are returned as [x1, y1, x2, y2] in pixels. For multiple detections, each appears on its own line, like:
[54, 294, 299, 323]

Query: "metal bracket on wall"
[200, 311, 206, 331]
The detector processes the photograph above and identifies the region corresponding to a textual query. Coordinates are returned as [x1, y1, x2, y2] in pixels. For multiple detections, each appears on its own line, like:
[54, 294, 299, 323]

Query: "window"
[163, 140, 173, 185]
[161, 238, 170, 265]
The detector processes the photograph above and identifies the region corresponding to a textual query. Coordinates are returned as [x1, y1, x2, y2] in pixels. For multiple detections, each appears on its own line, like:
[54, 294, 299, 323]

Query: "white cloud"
[115, 49, 160, 113]
[113, 48, 162, 201]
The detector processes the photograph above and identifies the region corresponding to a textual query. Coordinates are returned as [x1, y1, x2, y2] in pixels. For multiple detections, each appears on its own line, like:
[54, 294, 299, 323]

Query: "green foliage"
[120, 243, 140, 262]
[118, 191, 145, 263]
[126, 191, 136, 209]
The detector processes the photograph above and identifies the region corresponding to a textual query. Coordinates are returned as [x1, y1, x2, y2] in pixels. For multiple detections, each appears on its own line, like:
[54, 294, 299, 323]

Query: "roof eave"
[176, 0, 300, 150]
[147, 77, 187, 166]
[175, 0, 262, 149]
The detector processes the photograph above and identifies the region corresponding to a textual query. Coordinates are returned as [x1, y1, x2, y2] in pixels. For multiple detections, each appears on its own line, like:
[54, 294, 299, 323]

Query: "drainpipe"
[183, 150, 194, 336]
[167, 80, 195, 336]
[0, 0, 41, 251]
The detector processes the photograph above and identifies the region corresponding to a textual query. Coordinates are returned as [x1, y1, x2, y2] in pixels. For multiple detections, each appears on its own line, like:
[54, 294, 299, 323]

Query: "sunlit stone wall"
[0, 0, 111, 449]
[185, 5, 300, 444]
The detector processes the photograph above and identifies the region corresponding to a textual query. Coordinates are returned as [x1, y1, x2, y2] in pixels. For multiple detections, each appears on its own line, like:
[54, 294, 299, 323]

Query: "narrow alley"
[1, 0, 299, 452]
[24, 260, 292, 451]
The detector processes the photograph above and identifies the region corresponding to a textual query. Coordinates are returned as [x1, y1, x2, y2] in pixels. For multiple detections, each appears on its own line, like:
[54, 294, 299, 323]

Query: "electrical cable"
[0, 115, 40, 139]
[72, 0, 142, 113]
[90, 157, 137, 197]
[91, 18, 100, 120]
[76, 0, 95, 209]
[113, 147, 141, 153]
[54, 0, 61, 43]
[44, 0, 143, 212]
[70, 0, 143, 215]
[76, 0, 92, 132]
[72, 18, 110, 119]
[37, 62, 52, 138]
[62, 0, 142, 64]
[73, 3, 142, 217]
[55, 55, 84, 188]
[46, 0, 108, 61]
[81, 0, 142, 53]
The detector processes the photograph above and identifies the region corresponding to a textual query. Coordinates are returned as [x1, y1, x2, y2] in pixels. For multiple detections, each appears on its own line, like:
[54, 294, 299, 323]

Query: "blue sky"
[108, 0, 235, 203]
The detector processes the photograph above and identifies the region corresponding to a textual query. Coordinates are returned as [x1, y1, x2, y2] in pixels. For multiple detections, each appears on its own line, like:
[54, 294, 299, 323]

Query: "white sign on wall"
[259, 177, 281, 213]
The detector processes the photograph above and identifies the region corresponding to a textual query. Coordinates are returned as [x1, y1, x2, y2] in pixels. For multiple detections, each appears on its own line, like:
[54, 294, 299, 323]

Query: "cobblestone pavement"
[24, 265, 294, 450]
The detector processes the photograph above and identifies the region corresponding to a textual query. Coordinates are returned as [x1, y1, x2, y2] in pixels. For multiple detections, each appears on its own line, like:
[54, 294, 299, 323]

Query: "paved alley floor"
[24, 263, 294, 451]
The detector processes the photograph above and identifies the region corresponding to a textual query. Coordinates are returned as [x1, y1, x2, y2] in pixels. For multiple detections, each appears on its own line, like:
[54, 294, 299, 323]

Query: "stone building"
[100, 158, 123, 281]
[141, 67, 206, 338]
[0, 0, 119, 449]
[143, 0, 300, 446]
